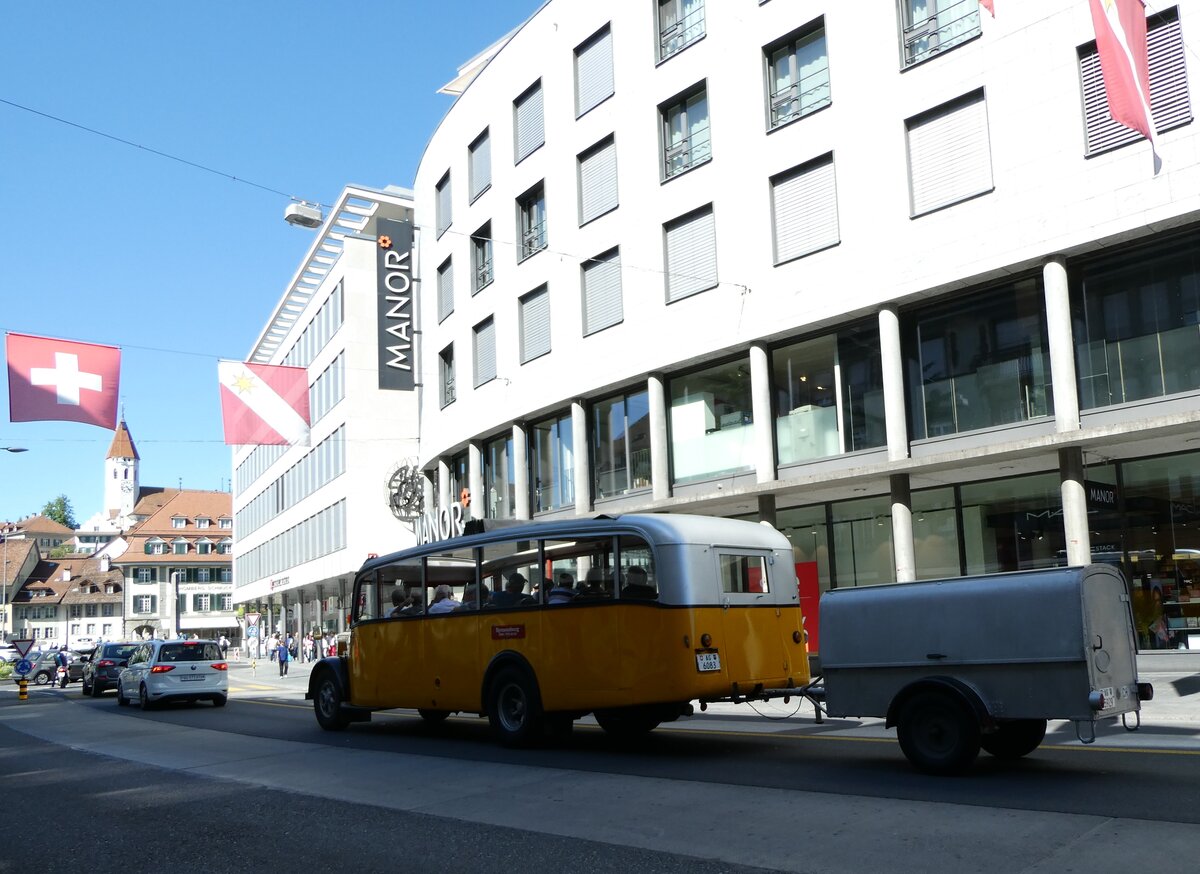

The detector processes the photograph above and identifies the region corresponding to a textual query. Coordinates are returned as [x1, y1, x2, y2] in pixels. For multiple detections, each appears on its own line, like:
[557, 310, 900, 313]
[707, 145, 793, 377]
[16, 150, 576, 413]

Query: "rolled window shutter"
[576, 27, 614, 116]
[515, 83, 545, 163]
[583, 250, 623, 335]
[665, 207, 717, 302]
[470, 132, 491, 200]
[520, 286, 551, 362]
[772, 155, 839, 263]
[438, 259, 454, 322]
[579, 138, 618, 224]
[908, 92, 992, 216]
[474, 319, 496, 386]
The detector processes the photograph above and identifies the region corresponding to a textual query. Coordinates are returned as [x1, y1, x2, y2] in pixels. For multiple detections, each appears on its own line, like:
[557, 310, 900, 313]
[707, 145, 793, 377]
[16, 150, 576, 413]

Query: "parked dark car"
[14, 650, 87, 686]
[81, 642, 139, 697]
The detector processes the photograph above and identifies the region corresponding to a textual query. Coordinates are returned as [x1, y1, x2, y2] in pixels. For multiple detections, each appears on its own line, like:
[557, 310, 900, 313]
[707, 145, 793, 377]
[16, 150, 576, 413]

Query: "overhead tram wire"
[0, 96, 330, 210]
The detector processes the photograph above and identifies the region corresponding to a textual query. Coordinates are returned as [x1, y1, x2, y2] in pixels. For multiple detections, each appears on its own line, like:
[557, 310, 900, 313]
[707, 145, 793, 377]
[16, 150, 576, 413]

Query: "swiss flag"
[217, 360, 310, 446]
[1089, 0, 1155, 141]
[6, 332, 120, 429]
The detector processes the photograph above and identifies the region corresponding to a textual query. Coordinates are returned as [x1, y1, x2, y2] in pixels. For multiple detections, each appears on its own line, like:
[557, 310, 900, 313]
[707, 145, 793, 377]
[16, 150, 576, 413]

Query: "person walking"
[277, 636, 290, 677]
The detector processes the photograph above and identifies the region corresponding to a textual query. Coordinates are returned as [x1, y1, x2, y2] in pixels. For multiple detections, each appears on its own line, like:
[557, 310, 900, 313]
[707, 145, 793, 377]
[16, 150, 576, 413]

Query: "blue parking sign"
[15, 659, 32, 675]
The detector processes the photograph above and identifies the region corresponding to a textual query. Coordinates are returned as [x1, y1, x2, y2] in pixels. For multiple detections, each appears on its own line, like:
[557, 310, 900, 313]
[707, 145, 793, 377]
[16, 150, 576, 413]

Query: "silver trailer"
[815, 564, 1153, 774]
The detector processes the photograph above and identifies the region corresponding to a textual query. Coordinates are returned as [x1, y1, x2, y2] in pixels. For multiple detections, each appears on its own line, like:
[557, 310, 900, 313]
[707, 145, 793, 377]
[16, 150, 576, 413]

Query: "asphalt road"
[3, 667, 1200, 873]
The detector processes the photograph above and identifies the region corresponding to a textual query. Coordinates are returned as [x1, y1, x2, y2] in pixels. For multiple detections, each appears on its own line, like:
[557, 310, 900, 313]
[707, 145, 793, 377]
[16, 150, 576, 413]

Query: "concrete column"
[572, 400, 591, 515]
[513, 422, 530, 520]
[468, 441, 483, 522]
[890, 473, 915, 582]
[1044, 256, 1080, 433]
[758, 494, 777, 528]
[1059, 447, 1091, 565]
[750, 343, 776, 484]
[879, 306, 909, 462]
[437, 458, 451, 510]
[648, 373, 671, 502]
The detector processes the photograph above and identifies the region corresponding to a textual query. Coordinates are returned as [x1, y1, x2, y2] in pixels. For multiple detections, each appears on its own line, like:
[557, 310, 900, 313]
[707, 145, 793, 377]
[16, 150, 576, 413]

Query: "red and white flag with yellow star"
[217, 360, 310, 446]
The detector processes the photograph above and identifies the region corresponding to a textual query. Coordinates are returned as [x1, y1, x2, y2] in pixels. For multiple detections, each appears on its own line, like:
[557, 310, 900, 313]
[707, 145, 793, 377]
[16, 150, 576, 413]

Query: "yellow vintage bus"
[306, 513, 810, 743]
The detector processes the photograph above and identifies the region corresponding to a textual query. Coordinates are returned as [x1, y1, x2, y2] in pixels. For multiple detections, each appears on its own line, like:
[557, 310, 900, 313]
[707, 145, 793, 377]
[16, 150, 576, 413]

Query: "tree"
[41, 494, 77, 530]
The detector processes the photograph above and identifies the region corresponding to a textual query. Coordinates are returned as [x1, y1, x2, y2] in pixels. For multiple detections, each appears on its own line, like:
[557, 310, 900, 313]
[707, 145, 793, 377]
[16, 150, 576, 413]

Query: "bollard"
[252, 659, 256, 677]
[17, 677, 27, 701]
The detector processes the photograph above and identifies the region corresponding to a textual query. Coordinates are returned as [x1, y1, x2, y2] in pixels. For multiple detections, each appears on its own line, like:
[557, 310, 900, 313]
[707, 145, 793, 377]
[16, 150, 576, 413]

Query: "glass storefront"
[669, 356, 755, 484]
[530, 411, 575, 513]
[1075, 232, 1200, 408]
[906, 277, 1052, 439]
[592, 388, 652, 499]
[772, 323, 884, 467]
[483, 433, 514, 519]
[959, 472, 1065, 575]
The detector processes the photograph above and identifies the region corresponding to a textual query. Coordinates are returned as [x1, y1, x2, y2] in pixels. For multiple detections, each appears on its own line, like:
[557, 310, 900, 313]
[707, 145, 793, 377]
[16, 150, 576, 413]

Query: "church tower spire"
[104, 418, 140, 517]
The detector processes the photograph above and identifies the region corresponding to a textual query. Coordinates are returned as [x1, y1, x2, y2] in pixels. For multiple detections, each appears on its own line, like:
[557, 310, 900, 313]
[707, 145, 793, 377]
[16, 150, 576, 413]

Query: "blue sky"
[1, 2, 540, 525]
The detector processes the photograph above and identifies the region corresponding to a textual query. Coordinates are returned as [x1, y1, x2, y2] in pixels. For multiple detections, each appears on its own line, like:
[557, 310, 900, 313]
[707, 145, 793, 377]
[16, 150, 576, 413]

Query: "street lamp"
[1, 447, 28, 453]
[1, 443, 29, 642]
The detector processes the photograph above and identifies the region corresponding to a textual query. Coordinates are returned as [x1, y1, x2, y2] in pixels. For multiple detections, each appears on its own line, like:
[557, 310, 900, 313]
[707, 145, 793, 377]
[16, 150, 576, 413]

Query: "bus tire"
[313, 670, 351, 731]
[417, 708, 450, 724]
[896, 690, 980, 775]
[594, 707, 662, 738]
[487, 667, 543, 746]
[981, 719, 1046, 760]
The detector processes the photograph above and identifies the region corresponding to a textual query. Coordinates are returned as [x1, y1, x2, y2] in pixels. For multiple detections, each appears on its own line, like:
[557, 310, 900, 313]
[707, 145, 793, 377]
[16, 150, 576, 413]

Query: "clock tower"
[104, 419, 140, 519]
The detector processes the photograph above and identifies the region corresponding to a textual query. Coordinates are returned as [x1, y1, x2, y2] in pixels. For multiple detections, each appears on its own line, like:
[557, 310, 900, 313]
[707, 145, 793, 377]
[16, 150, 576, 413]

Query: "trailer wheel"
[897, 690, 981, 775]
[981, 719, 1047, 760]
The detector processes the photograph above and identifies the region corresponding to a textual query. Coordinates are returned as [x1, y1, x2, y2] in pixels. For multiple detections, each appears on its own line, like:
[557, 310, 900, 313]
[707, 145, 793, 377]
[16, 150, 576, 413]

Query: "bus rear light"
[700, 633, 712, 648]
[150, 665, 175, 674]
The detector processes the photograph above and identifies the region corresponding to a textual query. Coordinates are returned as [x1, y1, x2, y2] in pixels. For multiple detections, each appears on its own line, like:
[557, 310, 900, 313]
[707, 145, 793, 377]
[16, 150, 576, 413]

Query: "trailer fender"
[884, 676, 991, 732]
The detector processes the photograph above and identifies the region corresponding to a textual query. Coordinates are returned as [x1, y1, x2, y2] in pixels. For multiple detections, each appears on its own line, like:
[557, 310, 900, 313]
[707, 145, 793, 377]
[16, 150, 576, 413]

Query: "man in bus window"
[578, 567, 610, 598]
[428, 585, 460, 614]
[455, 582, 491, 611]
[549, 572, 575, 604]
[491, 572, 533, 607]
[622, 566, 657, 600]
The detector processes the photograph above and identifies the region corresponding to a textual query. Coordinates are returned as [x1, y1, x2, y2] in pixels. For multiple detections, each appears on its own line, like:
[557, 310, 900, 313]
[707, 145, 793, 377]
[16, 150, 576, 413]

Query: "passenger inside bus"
[548, 572, 575, 603]
[621, 566, 657, 600]
[490, 572, 536, 608]
[455, 582, 491, 611]
[577, 567, 613, 599]
[428, 584, 460, 614]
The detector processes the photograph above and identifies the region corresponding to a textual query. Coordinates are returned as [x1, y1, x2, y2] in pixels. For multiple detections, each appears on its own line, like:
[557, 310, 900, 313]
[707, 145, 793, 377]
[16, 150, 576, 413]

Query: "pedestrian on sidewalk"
[277, 637, 290, 677]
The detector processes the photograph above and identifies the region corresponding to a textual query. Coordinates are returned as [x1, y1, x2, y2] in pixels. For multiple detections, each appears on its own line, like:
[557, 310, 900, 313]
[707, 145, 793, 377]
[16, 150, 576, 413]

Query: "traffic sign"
[15, 659, 31, 676]
[10, 638, 33, 658]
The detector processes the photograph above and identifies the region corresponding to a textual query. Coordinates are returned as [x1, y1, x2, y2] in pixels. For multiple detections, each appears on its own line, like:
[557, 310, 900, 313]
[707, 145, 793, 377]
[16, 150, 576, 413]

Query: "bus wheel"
[314, 671, 351, 731]
[896, 690, 980, 775]
[417, 708, 450, 724]
[594, 707, 662, 738]
[981, 719, 1046, 760]
[487, 667, 543, 746]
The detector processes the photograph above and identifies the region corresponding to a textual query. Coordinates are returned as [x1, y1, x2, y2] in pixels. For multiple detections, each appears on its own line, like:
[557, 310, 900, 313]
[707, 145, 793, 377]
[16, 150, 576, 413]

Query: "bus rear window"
[719, 553, 769, 594]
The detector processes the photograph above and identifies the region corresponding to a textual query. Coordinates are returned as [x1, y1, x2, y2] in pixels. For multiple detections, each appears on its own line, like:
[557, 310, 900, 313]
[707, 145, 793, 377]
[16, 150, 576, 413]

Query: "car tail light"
[211, 662, 228, 671]
[97, 659, 115, 668]
[150, 665, 175, 674]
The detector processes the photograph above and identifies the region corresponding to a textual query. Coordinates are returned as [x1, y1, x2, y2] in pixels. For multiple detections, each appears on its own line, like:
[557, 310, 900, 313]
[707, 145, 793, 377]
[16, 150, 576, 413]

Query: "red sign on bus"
[491, 625, 526, 640]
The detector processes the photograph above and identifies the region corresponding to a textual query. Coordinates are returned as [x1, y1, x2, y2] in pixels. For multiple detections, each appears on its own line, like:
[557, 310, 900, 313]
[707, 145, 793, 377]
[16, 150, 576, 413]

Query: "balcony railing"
[769, 66, 831, 128]
[664, 124, 711, 178]
[660, 4, 705, 60]
[520, 220, 547, 260]
[903, 0, 980, 66]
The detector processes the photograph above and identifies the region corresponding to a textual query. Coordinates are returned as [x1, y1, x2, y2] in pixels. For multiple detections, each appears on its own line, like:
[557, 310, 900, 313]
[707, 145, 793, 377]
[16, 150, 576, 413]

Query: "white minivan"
[117, 639, 228, 708]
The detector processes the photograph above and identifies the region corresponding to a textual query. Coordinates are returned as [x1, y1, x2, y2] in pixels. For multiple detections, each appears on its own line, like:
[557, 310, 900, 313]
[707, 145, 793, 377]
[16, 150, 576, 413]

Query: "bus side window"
[426, 545, 477, 614]
[719, 553, 770, 594]
[619, 536, 658, 600]
[353, 571, 380, 623]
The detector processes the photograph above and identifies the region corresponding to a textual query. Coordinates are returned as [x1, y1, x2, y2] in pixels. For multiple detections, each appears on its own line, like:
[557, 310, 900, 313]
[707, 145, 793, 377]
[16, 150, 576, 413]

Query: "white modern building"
[409, 0, 1200, 653]
[231, 186, 421, 644]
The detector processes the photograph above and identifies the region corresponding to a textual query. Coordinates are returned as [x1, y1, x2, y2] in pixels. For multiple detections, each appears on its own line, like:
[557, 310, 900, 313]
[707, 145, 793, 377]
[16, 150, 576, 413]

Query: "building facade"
[411, 0, 1200, 652]
[231, 186, 422, 647]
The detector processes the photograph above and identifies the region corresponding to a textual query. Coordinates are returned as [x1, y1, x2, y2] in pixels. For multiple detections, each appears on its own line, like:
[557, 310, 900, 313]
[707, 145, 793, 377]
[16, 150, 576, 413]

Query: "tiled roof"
[11, 515, 75, 537]
[106, 419, 140, 460]
[1, 538, 37, 586]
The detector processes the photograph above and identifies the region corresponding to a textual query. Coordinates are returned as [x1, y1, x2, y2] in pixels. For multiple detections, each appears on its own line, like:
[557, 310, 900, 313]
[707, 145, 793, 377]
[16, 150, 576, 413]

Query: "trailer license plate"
[695, 651, 720, 672]
[1099, 686, 1116, 711]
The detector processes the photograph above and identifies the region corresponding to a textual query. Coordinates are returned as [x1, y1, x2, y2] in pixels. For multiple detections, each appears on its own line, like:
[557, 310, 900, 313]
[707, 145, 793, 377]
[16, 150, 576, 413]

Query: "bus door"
[422, 545, 481, 712]
[715, 549, 797, 685]
[541, 537, 621, 707]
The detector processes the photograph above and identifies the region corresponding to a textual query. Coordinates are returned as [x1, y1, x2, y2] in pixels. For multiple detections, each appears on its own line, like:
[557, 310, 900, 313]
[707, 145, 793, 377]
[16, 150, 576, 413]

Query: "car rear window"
[159, 643, 222, 662]
[105, 645, 137, 660]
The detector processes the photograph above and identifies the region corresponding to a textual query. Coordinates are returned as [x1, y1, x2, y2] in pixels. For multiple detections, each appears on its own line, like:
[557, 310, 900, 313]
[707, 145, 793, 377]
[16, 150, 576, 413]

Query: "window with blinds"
[1079, 9, 1190, 157]
[519, 285, 551, 363]
[582, 248, 623, 336]
[436, 172, 452, 237]
[469, 129, 491, 202]
[514, 80, 545, 164]
[906, 90, 992, 217]
[473, 317, 497, 387]
[771, 153, 839, 264]
[575, 24, 614, 117]
[578, 136, 618, 225]
[437, 257, 454, 323]
[664, 205, 717, 302]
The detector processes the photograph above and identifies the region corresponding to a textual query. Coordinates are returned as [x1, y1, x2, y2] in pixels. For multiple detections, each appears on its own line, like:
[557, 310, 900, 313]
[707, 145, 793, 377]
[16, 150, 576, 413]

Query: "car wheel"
[212, 695, 227, 707]
[82, 680, 92, 696]
[139, 684, 154, 710]
[896, 690, 981, 775]
[116, 684, 130, 707]
[34, 670, 51, 686]
[486, 666, 543, 746]
[313, 670, 350, 731]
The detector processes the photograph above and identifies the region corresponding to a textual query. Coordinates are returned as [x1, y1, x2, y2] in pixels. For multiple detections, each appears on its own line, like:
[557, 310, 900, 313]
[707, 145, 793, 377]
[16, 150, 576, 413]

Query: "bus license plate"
[695, 651, 721, 672]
